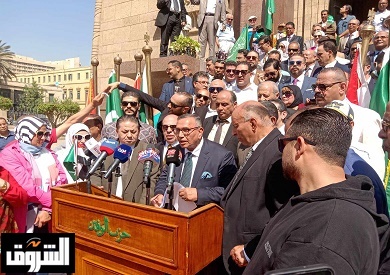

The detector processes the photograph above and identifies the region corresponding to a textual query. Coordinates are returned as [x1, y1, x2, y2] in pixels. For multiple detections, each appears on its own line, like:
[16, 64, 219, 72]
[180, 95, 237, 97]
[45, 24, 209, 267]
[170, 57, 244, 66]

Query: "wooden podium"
[51, 183, 224, 275]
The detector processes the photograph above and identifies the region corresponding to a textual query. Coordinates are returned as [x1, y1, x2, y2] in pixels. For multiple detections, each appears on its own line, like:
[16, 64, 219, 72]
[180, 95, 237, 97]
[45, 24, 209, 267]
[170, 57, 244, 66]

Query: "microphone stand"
[144, 175, 151, 205]
[107, 174, 112, 198]
[167, 165, 175, 210]
[86, 156, 92, 194]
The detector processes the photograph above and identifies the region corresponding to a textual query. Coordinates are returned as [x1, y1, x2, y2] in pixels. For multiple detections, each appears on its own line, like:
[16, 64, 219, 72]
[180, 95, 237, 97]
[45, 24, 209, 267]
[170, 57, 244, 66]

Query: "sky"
[0, 0, 95, 67]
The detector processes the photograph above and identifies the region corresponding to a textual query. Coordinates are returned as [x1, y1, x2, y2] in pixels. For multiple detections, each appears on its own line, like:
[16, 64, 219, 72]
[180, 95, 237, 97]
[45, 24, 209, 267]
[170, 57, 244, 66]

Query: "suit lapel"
[203, 115, 217, 138]
[222, 124, 233, 147]
[122, 141, 142, 193]
[191, 141, 210, 188]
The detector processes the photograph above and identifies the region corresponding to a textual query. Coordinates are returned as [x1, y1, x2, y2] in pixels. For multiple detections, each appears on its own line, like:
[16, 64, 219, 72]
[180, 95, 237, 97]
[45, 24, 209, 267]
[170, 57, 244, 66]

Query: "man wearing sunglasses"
[276, 22, 303, 52]
[203, 90, 239, 161]
[242, 108, 384, 275]
[223, 60, 237, 91]
[313, 67, 384, 179]
[206, 79, 226, 118]
[232, 61, 258, 105]
[263, 59, 290, 87]
[194, 89, 210, 107]
[102, 91, 157, 144]
[160, 60, 194, 102]
[221, 101, 298, 274]
[152, 114, 236, 207]
[279, 54, 317, 102]
[246, 50, 261, 85]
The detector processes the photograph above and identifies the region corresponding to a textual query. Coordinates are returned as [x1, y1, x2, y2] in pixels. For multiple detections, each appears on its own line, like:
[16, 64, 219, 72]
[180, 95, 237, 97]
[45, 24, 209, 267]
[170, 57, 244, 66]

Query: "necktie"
[214, 119, 228, 144]
[293, 78, 298, 85]
[226, 147, 254, 197]
[172, 0, 179, 12]
[180, 152, 193, 187]
[287, 36, 291, 42]
[305, 68, 312, 77]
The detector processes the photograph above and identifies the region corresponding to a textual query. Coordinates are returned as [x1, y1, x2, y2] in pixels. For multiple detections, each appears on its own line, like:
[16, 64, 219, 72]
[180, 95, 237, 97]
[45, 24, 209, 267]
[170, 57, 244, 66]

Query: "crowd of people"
[1, 0, 390, 274]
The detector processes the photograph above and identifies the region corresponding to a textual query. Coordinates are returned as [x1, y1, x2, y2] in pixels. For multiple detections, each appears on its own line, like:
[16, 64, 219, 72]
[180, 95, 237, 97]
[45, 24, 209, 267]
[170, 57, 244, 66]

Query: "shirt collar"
[325, 59, 337, 68]
[185, 138, 204, 157]
[252, 136, 265, 151]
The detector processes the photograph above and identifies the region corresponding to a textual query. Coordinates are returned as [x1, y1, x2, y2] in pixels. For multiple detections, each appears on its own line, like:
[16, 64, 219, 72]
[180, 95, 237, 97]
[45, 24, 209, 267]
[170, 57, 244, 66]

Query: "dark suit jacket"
[220, 129, 299, 274]
[278, 75, 317, 101]
[368, 77, 377, 95]
[312, 61, 350, 77]
[159, 76, 194, 102]
[202, 115, 239, 163]
[277, 35, 304, 52]
[155, 0, 187, 27]
[100, 140, 160, 204]
[154, 139, 237, 205]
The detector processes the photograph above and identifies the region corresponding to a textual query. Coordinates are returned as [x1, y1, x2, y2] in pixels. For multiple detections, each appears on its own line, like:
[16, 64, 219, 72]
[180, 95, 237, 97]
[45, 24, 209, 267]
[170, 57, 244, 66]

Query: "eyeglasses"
[209, 87, 224, 93]
[278, 136, 316, 152]
[196, 80, 209, 85]
[196, 94, 210, 101]
[264, 71, 278, 78]
[226, 69, 236, 74]
[248, 19, 257, 22]
[288, 48, 299, 52]
[233, 70, 249, 76]
[288, 60, 303, 66]
[314, 35, 322, 38]
[162, 124, 176, 131]
[227, 18, 233, 21]
[169, 101, 185, 108]
[174, 127, 200, 136]
[36, 131, 50, 138]
[375, 35, 389, 40]
[281, 91, 293, 98]
[311, 82, 343, 92]
[382, 120, 390, 132]
[121, 101, 138, 107]
[246, 56, 258, 60]
[74, 134, 92, 141]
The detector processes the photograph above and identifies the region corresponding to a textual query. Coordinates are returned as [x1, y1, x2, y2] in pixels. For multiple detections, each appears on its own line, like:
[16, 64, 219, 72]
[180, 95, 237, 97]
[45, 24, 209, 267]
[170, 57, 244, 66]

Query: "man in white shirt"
[303, 49, 319, 77]
[216, 13, 235, 56]
[374, 0, 390, 32]
[206, 79, 226, 118]
[232, 62, 258, 105]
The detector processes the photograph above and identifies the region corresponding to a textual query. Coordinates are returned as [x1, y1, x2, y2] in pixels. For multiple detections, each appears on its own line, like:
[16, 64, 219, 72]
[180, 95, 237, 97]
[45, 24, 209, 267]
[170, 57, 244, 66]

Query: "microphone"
[165, 147, 183, 187]
[87, 139, 118, 177]
[138, 144, 161, 184]
[85, 137, 101, 158]
[104, 144, 132, 179]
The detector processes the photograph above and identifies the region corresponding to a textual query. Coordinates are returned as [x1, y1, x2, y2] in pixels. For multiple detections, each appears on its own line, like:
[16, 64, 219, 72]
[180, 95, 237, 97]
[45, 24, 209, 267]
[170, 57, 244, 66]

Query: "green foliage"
[169, 35, 200, 57]
[0, 96, 12, 110]
[37, 99, 80, 128]
[19, 82, 45, 113]
[0, 40, 16, 83]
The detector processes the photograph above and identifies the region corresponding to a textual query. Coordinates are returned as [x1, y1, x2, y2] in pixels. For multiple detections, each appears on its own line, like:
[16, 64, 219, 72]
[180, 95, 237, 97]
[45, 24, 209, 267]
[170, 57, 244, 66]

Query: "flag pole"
[91, 58, 99, 114]
[142, 32, 154, 125]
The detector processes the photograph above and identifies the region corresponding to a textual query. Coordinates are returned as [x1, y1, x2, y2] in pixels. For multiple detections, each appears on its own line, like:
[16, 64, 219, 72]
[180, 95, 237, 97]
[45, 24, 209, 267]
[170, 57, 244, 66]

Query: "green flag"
[265, 0, 275, 35]
[105, 70, 123, 124]
[369, 60, 390, 118]
[63, 144, 76, 181]
[227, 26, 248, 61]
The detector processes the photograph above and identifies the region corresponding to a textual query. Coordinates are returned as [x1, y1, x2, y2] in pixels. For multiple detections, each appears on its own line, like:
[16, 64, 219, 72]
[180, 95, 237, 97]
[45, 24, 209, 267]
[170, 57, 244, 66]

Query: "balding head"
[258, 81, 279, 101]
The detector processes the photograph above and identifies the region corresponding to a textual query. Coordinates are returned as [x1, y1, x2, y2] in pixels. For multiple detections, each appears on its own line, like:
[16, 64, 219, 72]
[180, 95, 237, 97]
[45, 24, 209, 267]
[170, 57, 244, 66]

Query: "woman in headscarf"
[56, 123, 92, 183]
[0, 116, 67, 233]
[278, 40, 289, 61]
[280, 85, 304, 110]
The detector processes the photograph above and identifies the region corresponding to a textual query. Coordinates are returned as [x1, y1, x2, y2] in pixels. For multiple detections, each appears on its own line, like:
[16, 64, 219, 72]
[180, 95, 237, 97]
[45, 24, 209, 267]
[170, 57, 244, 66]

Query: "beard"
[282, 149, 299, 181]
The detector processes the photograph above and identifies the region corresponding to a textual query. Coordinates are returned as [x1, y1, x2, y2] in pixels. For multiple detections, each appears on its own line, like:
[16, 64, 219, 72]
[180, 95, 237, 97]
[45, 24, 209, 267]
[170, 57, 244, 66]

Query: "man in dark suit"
[312, 41, 350, 77]
[279, 53, 317, 102]
[152, 114, 237, 207]
[155, 0, 187, 57]
[303, 49, 320, 77]
[105, 82, 207, 142]
[277, 22, 304, 52]
[263, 59, 291, 87]
[221, 101, 298, 274]
[155, 114, 179, 173]
[160, 60, 194, 102]
[203, 90, 239, 162]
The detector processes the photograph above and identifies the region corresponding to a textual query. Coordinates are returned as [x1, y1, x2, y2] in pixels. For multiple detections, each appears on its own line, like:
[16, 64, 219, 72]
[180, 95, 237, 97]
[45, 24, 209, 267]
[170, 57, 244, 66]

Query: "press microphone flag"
[87, 139, 118, 176]
[138, 145, 161, 184]
[165, 147, 182, 186]
[85, 137, 101, 158]
[104, 144, 132, 179]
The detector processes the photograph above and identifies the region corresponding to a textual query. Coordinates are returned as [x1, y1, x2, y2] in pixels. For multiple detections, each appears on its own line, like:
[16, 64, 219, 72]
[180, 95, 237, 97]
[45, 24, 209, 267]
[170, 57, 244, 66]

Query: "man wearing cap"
[274, 23, 286, 41]
[326, 100, 388, 216]
[277, 22, 304, 52]
[247, 16, 264, 50]
[193, 0, 226, 58]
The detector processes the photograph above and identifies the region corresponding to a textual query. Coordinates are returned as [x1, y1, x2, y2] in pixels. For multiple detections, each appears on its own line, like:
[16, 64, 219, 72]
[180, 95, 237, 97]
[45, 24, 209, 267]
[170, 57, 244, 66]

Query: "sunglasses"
[234, 69, 249, 76]
[278, 136, 316, 153]
[281, 91, 293, 98]
[264, 71, 278, 78]
[226, 69, 236, 74]
[74, 134, 91, 141]
[36, 131, 50, 138]
[311, 82, 342, 92]
[162, 124, 176, 131]
[246, 56, 258, 60]
[382, 120, 390, 132]
[169, 101, 185, 108]
[121, 101, 138, 107]
[288, 48, 299, 52]
[209, 87, 224, 93]
[196, 94, 210, 101]
[249, 19, 257, 22]
[288, 60, 303, 66]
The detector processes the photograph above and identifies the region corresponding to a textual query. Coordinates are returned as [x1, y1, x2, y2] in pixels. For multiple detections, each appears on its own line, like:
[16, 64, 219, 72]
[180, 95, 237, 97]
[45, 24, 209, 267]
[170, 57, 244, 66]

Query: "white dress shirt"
[290, 73, 305, 89]
[207, 117, 231, 144]
[181, 138, 204, 186]
[233, 83, 258, 105]
[206, 0, 216, 13]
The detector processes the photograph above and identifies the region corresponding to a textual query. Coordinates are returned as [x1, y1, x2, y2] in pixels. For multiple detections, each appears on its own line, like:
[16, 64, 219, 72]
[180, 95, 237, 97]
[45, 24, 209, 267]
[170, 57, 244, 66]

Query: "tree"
[0, 96, 13, 111]
[0, 40, 16, 83]
[19, 82, 45, 113]
[37, 99, 80, 128]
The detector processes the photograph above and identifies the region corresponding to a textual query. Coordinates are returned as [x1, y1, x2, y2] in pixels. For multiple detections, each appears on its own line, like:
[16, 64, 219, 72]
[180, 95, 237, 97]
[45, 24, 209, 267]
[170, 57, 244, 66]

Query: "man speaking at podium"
[152, 114, 236, 207]
[101, 115, 160, 204]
